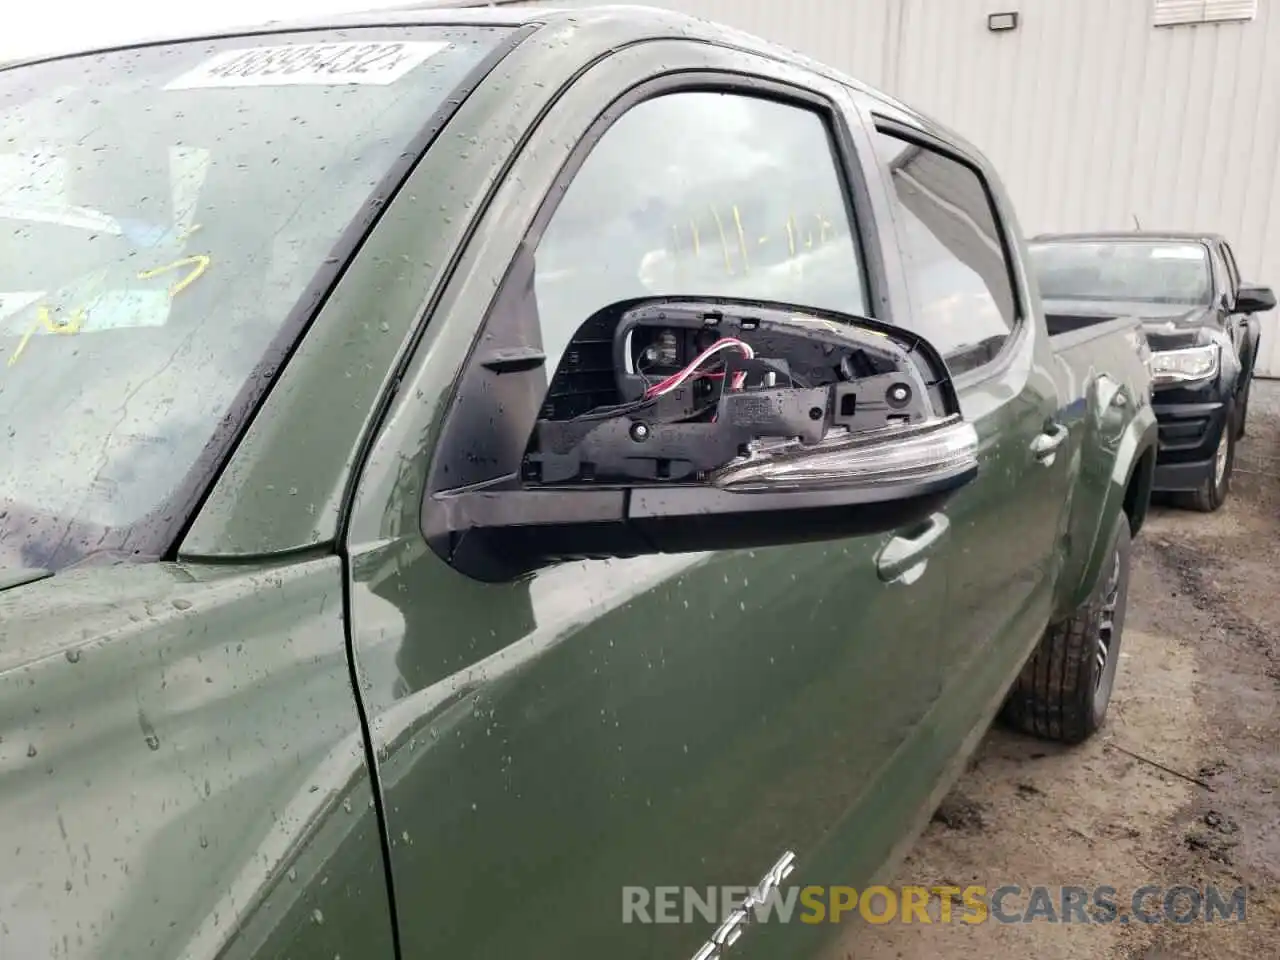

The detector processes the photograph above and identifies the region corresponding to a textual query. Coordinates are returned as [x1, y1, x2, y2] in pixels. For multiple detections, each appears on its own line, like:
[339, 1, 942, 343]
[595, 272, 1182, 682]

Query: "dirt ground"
[848, 381, 1280, 960]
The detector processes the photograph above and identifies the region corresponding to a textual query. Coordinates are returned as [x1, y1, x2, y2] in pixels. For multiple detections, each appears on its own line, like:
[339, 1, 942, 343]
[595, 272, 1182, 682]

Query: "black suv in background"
[1030, 231, 1275, 511]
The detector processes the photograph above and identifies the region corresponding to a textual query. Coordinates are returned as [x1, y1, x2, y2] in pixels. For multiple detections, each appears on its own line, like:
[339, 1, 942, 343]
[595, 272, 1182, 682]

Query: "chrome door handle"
[1031, 423, 1068, 465]
[876, 513, 950, 584]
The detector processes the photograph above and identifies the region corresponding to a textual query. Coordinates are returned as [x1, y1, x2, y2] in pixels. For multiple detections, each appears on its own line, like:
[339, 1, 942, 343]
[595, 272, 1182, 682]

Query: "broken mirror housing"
[424, 295, 980, 582]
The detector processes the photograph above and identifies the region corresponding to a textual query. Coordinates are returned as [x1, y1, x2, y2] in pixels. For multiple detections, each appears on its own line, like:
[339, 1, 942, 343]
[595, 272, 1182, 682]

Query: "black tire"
[1001, 510, 1132, 745]
[1174, 402, 1236, 513]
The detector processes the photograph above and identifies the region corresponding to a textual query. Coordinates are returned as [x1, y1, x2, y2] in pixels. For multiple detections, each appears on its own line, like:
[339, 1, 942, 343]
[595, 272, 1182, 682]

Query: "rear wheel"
[1175, 403, 1235, 513]
[1001, 509, 1132, 745]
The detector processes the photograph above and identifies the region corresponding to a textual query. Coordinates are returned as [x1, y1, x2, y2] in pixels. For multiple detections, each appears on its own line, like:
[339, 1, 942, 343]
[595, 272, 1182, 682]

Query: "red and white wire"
[644, 338, 754, 398]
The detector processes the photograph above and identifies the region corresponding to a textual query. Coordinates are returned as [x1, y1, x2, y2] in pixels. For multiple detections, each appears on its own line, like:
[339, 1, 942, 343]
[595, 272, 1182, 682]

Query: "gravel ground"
[845, 380, 1280, 960]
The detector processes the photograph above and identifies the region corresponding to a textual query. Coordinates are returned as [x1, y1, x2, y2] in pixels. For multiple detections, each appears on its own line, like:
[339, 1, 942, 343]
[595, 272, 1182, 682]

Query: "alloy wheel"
[1096, 549, 1122, 686]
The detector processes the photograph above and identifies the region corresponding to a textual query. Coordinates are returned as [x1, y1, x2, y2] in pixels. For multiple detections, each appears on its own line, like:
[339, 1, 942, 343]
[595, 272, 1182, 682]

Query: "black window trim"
[869, 116, 1030, 388]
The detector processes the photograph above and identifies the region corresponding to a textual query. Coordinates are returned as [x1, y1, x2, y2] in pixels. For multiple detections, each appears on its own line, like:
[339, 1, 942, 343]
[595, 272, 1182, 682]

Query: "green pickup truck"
[0, 5, 1156, 959]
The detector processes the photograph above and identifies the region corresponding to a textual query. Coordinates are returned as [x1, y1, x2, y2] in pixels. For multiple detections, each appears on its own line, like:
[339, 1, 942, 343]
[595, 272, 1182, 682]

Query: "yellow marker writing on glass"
[6, 253, 210, 369]
[666, 205, 839, 278]
[6, 304, 85, 366]
[137, 254, 210, 297]
[709, 205, 733, 276]
[731, 204, 750, 274]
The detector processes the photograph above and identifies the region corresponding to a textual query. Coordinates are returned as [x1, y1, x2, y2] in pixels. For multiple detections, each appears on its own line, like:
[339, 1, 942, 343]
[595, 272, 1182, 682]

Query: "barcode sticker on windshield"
[1150, 245, 1204, 260]
[165, 40, 449, 90]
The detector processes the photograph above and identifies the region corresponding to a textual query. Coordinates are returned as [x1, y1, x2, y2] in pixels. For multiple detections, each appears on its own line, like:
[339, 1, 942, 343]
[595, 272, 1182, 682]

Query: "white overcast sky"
[0, 0, 425, 61]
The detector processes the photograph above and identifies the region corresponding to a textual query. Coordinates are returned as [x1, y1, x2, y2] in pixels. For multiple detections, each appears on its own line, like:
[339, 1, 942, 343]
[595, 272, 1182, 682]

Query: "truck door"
[1219, 240, 1259, 381]
[865, 116, 1067, 714]
[342, 42, 952, 960]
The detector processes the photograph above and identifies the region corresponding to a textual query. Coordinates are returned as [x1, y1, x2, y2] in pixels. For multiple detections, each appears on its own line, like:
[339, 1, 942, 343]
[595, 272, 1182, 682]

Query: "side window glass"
[533, 91, 868, 376]
[1221, 242, 1241, 295]
[872, 129, 1018, 376]
[1208, 247, 1230, 301]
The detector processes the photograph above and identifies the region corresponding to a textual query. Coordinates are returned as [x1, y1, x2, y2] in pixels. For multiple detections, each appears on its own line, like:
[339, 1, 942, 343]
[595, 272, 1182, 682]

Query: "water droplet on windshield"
[172, 599, 192, 611]
[312, 909, 325, 925]
[65, 649, 81, 663]
[26, 744, 36, 758]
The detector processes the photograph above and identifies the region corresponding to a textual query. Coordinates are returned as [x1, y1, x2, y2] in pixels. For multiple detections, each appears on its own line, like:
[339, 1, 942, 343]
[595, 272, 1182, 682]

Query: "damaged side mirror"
[423, 289, 979, 582]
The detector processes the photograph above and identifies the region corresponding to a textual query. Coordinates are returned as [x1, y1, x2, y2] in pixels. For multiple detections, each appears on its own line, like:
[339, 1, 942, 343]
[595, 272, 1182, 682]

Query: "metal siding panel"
[490, 0, 1280, 374]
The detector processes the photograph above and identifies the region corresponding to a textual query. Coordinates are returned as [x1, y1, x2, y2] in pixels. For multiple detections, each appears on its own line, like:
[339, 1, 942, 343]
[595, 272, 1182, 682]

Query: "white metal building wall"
[498, 0, 1280, 375]
[894, 0, 1280, 377]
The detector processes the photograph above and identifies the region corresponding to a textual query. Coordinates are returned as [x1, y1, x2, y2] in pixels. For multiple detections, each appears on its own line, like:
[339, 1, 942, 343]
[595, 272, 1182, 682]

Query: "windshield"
[0, 26, 510, 572]
[1028, 240, 1213, 306]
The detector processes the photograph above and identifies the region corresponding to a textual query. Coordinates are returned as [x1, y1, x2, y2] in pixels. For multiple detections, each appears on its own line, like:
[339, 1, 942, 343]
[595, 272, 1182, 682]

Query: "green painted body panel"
[0, 559, 391, 960]
[0, 6, 1159, 960]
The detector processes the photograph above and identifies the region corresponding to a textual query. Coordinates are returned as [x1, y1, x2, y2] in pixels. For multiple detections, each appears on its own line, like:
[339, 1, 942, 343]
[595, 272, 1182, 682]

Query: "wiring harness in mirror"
[522, 298, 968, 489]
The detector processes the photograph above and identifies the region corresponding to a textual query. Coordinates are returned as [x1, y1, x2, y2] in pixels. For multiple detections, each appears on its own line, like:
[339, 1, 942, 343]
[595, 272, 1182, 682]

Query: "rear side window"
[872, 129, 1018, 377]
[533, 90, 868, 377]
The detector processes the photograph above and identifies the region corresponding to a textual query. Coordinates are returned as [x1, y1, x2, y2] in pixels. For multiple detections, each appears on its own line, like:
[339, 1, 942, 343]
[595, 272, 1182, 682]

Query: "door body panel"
[349, 540, 947, 959]
[1217, 240, 1245, 370]
[946, 349, 1065, 682]
[1211, 239, 1259, 396]
[343, 39, 952, 960]
[0, 559, 391, 960]
[1222, 241, 1264, 385]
